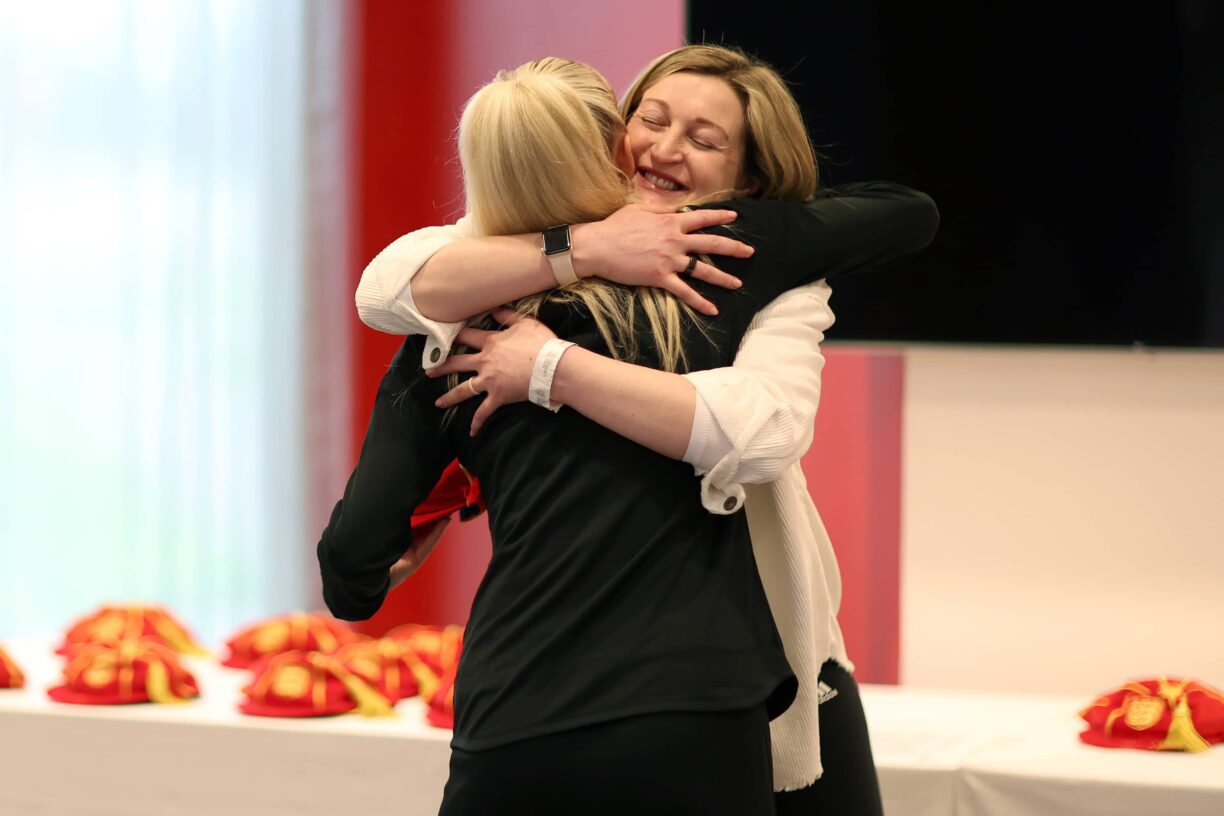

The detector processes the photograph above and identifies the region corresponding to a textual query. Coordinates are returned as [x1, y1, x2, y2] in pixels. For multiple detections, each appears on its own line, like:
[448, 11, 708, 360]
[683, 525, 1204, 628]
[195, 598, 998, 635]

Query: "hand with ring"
[429, 308, 560, 435]
[571, 203, 749, 316]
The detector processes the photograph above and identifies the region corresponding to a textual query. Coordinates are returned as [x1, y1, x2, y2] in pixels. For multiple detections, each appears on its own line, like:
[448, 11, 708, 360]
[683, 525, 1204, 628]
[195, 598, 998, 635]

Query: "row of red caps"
[0, 605, 462, 726]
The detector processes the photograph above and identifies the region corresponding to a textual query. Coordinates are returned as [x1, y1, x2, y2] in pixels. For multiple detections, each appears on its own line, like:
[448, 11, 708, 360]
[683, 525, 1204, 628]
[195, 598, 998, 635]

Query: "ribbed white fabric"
[355, 219, 472, 369]
[684, 390, 736, 471]
[354, 225, 847, 791]
[684, 281, 849, 790]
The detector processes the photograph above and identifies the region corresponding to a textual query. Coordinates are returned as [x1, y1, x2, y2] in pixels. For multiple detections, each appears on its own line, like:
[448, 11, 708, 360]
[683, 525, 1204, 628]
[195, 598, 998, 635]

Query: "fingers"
[435, 378, 481, 409]
[661, 278, 718, 316]
[491, 307, 523, 326]
[426, 353, 479, 378]
[469, 395, 499, 436]
[688, 260, 742, 291]
[456, 327, 492, 349]
[685, 233, 754, 259]
[676, 208, 738, 231]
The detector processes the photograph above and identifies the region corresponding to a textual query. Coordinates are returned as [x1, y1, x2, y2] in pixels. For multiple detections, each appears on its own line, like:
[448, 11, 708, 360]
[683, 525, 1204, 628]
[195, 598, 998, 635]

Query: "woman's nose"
[650, 128, 685, 162]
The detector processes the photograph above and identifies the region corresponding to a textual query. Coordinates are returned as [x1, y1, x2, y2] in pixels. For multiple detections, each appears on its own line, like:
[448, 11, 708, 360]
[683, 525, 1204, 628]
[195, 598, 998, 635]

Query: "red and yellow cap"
[383, 623, 464, 702]
[56, 604, 208, 657]
[425, 633, 463, 729]
[413, 460, 484, 528]
[1079, 677, 1224, 752]
[221, 612, 363, 669]
[239, 650, 394, 718]
[334, 639, 422, 702]
[0, 644, 24, 689]
[47, 639, 200, 705]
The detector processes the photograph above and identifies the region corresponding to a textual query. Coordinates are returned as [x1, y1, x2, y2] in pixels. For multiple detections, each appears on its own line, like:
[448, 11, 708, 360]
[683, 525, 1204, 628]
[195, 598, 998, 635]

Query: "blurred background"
[1, 0, 1221, 695]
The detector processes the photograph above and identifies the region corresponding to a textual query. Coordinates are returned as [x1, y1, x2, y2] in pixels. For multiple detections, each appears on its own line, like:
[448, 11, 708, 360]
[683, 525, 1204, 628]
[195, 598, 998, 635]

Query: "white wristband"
[529, 339, 576, 411]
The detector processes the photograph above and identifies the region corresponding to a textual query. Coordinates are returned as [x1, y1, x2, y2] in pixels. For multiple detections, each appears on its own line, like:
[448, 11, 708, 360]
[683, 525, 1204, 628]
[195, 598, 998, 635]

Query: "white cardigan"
[356, 223, 849, 791]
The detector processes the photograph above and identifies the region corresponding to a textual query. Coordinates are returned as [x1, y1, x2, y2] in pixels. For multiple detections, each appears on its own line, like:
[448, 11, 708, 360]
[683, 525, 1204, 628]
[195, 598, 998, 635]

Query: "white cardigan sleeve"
[353, 217, 474, 369]
[682, 280, 834, 514]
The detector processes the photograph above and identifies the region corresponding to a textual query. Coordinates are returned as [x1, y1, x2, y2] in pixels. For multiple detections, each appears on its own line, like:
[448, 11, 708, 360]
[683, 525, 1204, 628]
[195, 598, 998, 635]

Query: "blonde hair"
[622, 45, 817, 201]
[456, 58, 697, 373]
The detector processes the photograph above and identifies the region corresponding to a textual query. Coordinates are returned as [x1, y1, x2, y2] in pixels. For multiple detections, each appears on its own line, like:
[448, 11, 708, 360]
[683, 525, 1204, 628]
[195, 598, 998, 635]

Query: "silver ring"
[683, 255, 698, 274]
[466, 378, 479, 396]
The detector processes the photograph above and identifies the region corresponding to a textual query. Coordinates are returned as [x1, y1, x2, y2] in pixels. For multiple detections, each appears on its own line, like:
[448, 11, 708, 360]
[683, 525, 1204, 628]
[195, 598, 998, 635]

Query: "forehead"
[640, 72, 745, 134]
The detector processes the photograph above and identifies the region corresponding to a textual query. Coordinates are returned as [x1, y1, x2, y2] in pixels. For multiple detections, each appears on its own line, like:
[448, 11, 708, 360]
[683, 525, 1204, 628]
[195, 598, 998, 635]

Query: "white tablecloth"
[861, 683, 1224, 816]
[0, 639, 453, 815]
[2, 639, 1222, 815]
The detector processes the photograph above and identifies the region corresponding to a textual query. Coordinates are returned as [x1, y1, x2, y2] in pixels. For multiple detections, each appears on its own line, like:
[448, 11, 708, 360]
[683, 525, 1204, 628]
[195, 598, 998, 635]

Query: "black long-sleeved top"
[319, 182, 938, 750]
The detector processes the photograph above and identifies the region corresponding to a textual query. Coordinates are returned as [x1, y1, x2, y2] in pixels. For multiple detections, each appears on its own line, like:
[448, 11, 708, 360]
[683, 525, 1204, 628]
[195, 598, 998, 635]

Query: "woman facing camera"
[323, 52, 936, 814]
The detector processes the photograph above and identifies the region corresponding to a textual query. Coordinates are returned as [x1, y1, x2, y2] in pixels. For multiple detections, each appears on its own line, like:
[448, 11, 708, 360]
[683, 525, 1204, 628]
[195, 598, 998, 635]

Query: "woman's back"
[380, 197, 848, 749]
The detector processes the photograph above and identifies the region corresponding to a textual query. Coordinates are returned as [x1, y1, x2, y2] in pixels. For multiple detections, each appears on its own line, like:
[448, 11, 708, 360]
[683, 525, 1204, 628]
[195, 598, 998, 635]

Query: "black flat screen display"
[687, 1, 1224, 347]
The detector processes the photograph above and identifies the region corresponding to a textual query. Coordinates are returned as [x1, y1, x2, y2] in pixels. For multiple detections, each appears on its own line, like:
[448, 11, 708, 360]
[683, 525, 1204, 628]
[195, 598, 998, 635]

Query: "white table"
[0, 639, 453, 815]
[3, 639, 1222, 815]
[861, 683, 1224, 816]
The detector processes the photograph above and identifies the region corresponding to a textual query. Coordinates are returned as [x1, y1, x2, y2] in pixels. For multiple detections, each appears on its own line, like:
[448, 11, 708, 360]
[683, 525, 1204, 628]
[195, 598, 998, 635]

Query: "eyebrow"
[638, 97, 732, 141]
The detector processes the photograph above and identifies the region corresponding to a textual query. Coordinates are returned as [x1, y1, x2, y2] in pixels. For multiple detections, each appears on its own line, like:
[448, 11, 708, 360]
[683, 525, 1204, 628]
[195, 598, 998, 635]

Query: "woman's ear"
[615, 132, 634, 176]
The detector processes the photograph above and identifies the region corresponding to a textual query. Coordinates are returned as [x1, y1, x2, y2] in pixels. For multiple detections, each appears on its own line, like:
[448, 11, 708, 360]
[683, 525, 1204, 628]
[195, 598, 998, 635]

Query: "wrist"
[529, 338, 576, 411]
[568, 222, 599, 280]
[541, 224, 577, 286]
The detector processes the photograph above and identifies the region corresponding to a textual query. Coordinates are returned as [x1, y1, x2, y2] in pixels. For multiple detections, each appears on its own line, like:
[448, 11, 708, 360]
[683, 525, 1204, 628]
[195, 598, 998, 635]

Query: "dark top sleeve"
[316, 338, 453, 621]
[699, 180, 940, 291]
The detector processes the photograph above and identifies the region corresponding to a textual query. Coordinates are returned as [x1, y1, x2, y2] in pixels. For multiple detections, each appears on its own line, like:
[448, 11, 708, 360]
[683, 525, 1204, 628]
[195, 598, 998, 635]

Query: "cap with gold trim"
[0, 644, 24, 689]
[221, 612, 363, 669]
[384, 623, 464, 703]
[425, 634, 462, 729]
[47, 640, 199, 705]
[334, 639, 422, 702]
[56, 604, 208, 657]
[239, 650, 394, 718]
[1079, 677, 1224, 752]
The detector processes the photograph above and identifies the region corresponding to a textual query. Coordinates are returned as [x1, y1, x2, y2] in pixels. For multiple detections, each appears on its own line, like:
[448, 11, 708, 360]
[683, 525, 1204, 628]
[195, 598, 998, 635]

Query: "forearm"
[548, 346, 696, 461]
[412, 233, 558, 322]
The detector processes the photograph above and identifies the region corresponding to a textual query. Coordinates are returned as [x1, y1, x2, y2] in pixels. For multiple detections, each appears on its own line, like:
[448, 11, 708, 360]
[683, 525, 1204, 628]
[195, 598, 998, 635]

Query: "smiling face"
[626, 71, 753, 208]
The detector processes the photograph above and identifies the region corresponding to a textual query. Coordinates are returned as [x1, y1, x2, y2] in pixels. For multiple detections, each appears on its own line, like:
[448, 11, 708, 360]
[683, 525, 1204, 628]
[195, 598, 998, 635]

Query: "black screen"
[687, 1, 1224, 346]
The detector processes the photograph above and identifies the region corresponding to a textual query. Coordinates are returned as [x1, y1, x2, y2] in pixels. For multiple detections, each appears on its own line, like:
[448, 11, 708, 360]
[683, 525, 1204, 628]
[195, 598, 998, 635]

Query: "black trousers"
[438, 705, 776, 815]
[774, 660, 884, 816]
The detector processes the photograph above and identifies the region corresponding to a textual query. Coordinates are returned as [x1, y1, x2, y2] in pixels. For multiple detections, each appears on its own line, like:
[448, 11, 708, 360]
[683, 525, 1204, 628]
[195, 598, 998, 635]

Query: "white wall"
[900, 345, 1224, 696]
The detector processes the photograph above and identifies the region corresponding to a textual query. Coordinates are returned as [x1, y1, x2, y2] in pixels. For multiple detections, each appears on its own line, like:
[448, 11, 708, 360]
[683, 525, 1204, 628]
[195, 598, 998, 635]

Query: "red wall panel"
[349, 0, 467, 632]
[803, 348, 903, 684]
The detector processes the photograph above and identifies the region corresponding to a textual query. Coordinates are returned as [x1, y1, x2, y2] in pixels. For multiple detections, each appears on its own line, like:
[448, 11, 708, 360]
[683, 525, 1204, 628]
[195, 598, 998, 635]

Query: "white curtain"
[0, 0, 310, 645]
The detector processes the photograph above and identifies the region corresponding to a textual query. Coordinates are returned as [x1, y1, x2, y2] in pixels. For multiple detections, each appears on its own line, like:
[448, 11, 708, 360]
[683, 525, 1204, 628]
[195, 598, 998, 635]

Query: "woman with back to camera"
[354, 45, 935, 814]
[322, 53, 936, 814]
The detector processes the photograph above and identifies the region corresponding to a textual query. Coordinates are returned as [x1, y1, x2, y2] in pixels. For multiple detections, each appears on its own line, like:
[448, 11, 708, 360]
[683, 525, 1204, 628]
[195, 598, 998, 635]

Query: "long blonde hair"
[457, 58, 696, 372]
[622, 45, 818, 202]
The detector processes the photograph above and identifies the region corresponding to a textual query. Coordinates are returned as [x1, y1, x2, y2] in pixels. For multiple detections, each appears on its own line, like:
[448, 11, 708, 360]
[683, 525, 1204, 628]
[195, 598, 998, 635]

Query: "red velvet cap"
[384, 624, 463, 701]
[47, 640, 199, 705]
[239, 650, 394, 718]
[1079, 677, 1224, 752]
[412, 460, 484, 528]
[334, 639, 422, 702]
[57, 604, 207, 656]
[221, 612, 363, 669]
[0, 644, 24, 689]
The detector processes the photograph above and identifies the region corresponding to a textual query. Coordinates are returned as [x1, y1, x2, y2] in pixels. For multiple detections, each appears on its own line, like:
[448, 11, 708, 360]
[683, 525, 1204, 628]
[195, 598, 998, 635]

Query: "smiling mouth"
[638, 169, 687, 193]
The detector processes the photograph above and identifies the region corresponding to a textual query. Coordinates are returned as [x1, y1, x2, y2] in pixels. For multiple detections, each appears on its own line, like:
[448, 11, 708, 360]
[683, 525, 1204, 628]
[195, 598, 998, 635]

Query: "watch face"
[542, 224, 571, 256]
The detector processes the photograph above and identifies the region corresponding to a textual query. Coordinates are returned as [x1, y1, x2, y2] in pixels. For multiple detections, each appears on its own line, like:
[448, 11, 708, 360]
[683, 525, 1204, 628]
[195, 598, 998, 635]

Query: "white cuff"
[683, 391, 736, 474]
[529, 339, 575, 411]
